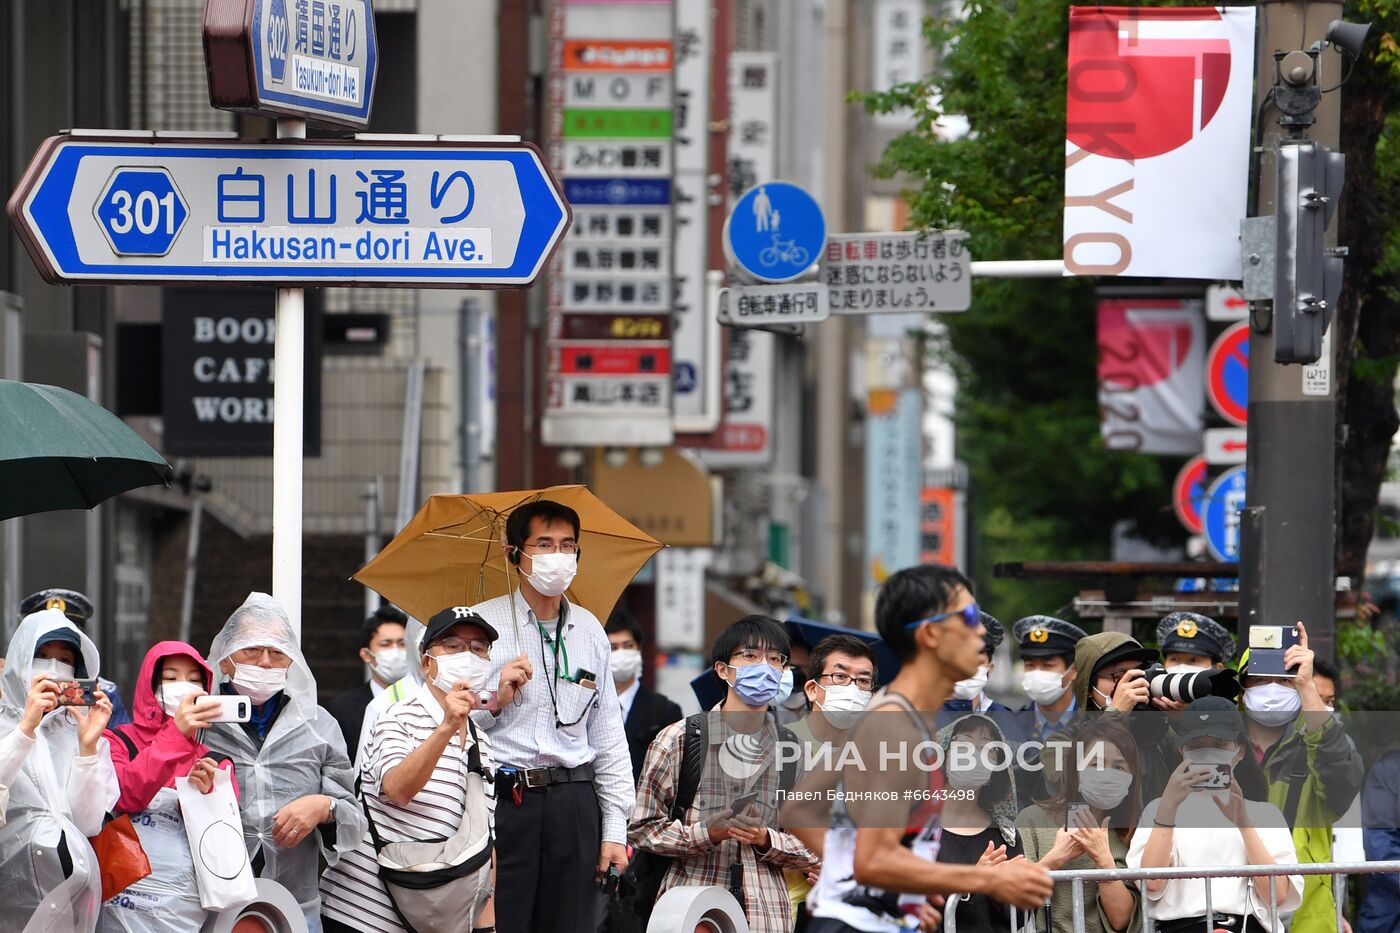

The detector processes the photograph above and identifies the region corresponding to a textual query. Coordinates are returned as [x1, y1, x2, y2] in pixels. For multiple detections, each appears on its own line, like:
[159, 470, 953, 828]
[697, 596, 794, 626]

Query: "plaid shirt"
[629, 712, 818, 933]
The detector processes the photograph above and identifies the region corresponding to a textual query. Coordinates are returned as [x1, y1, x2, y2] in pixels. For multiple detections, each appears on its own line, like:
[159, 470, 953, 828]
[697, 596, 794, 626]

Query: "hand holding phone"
[54, 678, 99, 707]
[194, 694, 252, 723]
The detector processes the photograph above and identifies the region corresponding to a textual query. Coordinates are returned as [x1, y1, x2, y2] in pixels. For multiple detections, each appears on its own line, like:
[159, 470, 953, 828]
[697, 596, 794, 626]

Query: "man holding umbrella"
[471, 499, 635, 933]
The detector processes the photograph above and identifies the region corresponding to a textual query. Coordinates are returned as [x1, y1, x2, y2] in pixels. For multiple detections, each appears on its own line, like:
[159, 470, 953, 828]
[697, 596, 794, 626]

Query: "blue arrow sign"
[1202, 466, 1247, 562]
[8, 135, 570, 287]
[724, 182, 826, 284]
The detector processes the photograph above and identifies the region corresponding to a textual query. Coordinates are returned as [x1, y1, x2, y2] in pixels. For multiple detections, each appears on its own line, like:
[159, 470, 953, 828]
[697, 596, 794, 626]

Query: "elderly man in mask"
[201, 593, 366, 932]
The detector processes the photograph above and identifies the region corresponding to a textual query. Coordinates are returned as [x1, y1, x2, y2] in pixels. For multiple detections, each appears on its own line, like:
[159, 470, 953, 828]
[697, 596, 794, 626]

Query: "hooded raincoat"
[200, 594, 366, 931]
[97, 641, 236, 933]
[0, 609, 120, 933]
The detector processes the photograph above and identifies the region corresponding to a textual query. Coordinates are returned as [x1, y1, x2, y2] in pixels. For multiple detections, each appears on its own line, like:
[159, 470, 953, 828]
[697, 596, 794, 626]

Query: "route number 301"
[107, 189, 179, 235]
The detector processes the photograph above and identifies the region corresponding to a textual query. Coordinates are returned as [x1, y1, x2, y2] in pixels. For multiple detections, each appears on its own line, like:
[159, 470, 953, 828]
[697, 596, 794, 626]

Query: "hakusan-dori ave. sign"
[7, 135, 570, 287]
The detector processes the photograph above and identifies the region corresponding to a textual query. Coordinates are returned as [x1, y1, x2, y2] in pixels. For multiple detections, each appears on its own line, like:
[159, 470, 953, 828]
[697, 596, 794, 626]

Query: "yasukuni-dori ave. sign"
[7, 135, 571, 287]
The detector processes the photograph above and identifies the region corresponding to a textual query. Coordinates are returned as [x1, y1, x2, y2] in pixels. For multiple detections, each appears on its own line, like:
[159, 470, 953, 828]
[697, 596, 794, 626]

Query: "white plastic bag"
[175, 769, 257, 912]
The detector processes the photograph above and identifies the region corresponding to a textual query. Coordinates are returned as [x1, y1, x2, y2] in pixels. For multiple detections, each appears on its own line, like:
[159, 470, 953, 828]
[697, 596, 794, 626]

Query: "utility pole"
[1240, 0, 1357, 661]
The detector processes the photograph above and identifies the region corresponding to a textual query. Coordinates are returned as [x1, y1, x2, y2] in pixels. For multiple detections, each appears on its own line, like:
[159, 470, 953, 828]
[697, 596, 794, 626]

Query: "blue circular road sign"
[1202, 466, 1247, 561]
[724, 182, 826, 283]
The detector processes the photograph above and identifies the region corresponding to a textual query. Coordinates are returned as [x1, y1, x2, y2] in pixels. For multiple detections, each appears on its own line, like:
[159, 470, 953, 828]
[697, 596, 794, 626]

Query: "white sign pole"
[272, 117, 306, 638]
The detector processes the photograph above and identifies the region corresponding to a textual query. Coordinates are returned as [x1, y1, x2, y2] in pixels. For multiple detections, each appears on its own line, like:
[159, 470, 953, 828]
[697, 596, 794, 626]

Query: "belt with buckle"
[510, 763, 596, 789]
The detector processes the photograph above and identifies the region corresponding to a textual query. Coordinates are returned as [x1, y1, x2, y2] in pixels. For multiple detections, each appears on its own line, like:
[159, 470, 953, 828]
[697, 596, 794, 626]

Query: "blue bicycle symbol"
[759, 235, 809, 268]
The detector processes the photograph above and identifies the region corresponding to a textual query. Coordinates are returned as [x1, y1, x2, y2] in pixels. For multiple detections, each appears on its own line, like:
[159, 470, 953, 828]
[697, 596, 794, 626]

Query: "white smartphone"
[196, 694, 252, 723]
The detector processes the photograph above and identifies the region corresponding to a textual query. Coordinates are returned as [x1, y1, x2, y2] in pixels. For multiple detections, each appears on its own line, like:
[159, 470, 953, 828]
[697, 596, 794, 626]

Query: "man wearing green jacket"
[1240, 621, 1363, 933]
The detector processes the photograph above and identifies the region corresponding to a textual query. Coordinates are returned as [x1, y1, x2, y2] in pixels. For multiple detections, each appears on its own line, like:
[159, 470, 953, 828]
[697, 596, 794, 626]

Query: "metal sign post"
[273, 116, 305, 634]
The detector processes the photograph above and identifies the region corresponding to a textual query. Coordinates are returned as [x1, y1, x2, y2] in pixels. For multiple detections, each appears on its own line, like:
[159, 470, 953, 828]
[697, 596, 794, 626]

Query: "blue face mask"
[777, 668, 795, 703]
[728, 662, 783, 707]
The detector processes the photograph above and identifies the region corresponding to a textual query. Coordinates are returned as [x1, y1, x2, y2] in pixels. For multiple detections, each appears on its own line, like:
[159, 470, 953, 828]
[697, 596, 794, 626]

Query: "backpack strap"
[110, 726, 139, 761]
[672, 713, 709, 822]
[776, 724, 801, 794]
[1282, 752, 1310, 825]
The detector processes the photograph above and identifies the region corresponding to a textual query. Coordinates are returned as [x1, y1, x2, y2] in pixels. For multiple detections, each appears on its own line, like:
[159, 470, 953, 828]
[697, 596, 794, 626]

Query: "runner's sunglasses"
[904, 603, 982, 630]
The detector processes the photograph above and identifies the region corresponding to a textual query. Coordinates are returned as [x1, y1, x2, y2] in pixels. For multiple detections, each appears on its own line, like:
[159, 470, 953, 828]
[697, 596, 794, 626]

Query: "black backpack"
[627, 712, 800, 920]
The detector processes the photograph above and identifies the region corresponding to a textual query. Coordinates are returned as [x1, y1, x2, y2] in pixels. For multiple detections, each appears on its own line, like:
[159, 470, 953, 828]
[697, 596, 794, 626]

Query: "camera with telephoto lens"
[1141, 663, 1239, 703]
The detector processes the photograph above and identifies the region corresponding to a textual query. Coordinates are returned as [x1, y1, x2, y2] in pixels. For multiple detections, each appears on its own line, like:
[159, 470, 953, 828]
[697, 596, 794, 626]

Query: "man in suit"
[605, 609, 681, 785]
[325, 604, 408, 757]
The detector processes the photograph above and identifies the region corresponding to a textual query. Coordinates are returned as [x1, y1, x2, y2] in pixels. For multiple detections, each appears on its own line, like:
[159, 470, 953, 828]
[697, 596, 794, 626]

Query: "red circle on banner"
[1173, 455, 1209, 535]
[1206, 322, 1250, 426]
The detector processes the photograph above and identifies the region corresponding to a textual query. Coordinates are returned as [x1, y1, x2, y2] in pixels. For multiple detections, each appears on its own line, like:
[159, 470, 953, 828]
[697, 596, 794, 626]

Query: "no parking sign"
[1206, 322, 1249, 426]
[1172, 455, 1208, 535]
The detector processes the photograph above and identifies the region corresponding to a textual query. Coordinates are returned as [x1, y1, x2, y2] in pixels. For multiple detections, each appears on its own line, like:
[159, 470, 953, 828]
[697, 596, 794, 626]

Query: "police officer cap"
[1157, 612, 1236, 662]
[19, 589, 93, 627]
[979, 611, 1004, 653]
[1013, 615, 1089, 658]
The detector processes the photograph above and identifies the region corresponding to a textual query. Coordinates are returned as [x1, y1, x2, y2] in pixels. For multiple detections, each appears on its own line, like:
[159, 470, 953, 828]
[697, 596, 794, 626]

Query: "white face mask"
[952, 666, 989, 701]
[946, 761, 993, 791]
[1183, 745, 1238, 767]
[1078, 767, 1133, 810]
[31, 658, 76, 681]
[370, 647, 408, 684]
[1021, 669, 1068, 706]
[610, 648, 643, 684]
[231, 662, 288, 705]
[818, 683, 873, 728]
[159, 681, 205, 717]
[1243, 681, 1302, 726]
[524, 552, 578, 598]
[1165, 663, 1211, 676]
[431, 651, 494, 695]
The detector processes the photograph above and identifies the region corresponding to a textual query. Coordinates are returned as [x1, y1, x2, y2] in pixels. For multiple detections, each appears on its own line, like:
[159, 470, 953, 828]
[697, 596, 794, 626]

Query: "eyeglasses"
[433, 637, 492, 658]
[232, 646, 288, 664]
[523, 540, 579, 555]
[730, 647, 788, 669]
[819, 671, 875, 691]
[904, 603, 982, 631]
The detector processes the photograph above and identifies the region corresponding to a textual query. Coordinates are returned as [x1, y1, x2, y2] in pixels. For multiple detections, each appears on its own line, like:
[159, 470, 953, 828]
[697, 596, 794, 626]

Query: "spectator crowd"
[2, 499, 1399, 933]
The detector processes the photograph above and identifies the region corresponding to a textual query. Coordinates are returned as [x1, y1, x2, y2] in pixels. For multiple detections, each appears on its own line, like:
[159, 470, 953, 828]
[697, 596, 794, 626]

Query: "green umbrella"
[0, 379, 172, 520]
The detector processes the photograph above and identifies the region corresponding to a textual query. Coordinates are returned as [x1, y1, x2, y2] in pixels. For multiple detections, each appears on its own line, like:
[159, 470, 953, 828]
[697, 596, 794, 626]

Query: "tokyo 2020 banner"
[1063, 6, 1256, 279]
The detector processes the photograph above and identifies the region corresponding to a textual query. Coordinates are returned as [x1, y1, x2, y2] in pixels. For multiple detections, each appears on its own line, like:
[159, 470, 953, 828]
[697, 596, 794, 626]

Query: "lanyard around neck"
[539, 622, 572, 683]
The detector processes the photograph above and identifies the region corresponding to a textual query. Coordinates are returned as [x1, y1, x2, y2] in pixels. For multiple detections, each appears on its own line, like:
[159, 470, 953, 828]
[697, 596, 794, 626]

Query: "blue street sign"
[245, 0, 378, 126]
[9, 134, 570, 287]
[1202, 466, 1247, 562]
[724, 182, 826, 284]
[563, 178, 671, 206]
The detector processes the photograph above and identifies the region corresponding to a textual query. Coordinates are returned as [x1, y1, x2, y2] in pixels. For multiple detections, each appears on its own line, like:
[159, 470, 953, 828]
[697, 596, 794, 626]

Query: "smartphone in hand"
[54, 678, 99, 707]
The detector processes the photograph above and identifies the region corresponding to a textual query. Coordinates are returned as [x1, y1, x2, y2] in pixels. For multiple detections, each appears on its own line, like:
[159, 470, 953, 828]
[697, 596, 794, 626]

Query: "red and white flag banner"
[1064, 6, 1256, 279]
[1098, 299, 1205, 455]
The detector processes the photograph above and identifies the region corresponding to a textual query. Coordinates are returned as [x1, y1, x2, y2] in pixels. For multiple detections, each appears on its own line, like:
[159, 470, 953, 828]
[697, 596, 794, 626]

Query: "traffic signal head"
[1274, 141, 1345, 364]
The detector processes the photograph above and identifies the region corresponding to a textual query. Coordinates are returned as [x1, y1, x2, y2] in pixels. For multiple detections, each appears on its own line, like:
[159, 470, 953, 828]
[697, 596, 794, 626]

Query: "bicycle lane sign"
[723, 181, 825, 283]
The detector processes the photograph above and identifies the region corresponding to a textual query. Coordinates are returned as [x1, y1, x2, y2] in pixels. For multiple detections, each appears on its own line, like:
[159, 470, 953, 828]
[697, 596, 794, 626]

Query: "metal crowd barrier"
[944, 860, 1400, 933]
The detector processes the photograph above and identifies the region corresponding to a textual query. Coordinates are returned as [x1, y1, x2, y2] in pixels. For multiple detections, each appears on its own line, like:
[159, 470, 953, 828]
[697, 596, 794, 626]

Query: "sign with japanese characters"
[8, 135, 570, 287]
[204, 0, 378, 127]
[718, 283, 830, 326]
[865, 387, 924, 588]
[822, 231, 972, 314]
[728, 52, 777, 198]
[696, 327, 775, 468]
[872, 0, 924, 127]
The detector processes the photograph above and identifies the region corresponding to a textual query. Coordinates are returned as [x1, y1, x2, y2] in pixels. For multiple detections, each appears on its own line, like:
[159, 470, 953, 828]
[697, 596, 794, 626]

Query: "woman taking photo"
[0, 607, 118, 931]
[98, 641, 237, 932]
[1128, 696, 1302, 932]
[1016, 717, 1142, 933]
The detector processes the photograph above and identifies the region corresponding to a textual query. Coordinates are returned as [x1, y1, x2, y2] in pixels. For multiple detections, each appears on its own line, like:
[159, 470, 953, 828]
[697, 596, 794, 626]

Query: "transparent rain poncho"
[0, 609, 119, 933]
[200, 593, 366, 930]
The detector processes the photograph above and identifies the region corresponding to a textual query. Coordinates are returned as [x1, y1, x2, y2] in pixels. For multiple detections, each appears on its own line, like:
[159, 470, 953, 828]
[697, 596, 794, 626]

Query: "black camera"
[1141, 663, 1239, 703]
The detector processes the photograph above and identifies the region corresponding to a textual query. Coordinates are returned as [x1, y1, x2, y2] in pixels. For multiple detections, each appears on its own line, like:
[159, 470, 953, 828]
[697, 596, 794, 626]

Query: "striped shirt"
[469, 589, 635, 844]
[320, 684, 496, 932]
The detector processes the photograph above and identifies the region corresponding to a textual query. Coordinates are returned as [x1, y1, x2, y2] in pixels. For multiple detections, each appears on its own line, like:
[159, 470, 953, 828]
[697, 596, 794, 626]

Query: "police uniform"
[1012, 615, 1087, 734]
[18, 589, 131, 726]
[1157, 611, 1237, 665]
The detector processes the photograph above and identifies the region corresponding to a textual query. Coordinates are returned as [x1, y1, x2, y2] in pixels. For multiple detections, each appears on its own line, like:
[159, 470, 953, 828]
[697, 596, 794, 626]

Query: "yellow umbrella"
[352, 485, 664, 625]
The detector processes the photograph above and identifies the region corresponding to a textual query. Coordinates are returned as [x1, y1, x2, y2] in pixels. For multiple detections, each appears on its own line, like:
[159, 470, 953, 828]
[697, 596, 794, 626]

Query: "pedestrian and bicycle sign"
[7, 134, 570, 287]
[724, 182, 826, 284]
[1206, 322, 1249, 426]
[204, 0, 379, 127]
[1203, 465, 1247, 561]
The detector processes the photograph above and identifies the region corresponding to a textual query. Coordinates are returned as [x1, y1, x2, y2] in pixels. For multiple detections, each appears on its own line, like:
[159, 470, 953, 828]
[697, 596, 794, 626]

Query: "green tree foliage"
[859, 0, 1181, 622]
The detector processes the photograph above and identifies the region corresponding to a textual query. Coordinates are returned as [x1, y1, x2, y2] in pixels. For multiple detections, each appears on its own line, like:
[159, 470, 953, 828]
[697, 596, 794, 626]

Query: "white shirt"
[369, 678, 386, 699]
[1127, 794, 1303, 931]
[469, 589, 635, 844]
[618, 678, 641, 722]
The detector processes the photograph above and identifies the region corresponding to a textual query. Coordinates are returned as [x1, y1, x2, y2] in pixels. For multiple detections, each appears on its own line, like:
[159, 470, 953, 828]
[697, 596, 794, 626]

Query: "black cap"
[1094, 639, 1160, 674]
[422, 606, 499, 652]
[979, 612, 1004, 653]
[20, 589, 93, 627]
[36, 627, 87, 677]
[1157, 612, 1237, 663]
[1013, 615, 1088, 658]
[1178, 696, 1245, 742]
